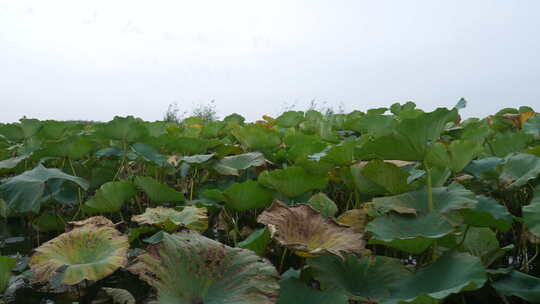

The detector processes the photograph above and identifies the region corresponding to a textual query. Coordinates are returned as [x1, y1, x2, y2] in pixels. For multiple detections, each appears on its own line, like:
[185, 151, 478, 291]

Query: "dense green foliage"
[1, 102, 540, 303]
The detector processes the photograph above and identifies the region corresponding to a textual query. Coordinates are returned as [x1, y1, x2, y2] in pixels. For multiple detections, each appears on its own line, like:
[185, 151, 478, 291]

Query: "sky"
[1, 0, 539, 122]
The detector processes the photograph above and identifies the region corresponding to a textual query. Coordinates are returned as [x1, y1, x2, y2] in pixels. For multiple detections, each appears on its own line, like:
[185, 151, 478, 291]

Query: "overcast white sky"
[1, 0, 539, 122]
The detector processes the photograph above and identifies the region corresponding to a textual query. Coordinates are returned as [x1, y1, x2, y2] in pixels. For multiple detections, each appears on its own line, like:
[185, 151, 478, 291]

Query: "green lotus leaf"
[523, 115, 540, 137]
[96, 116, 149, 142]
[499, 153, 540, 188]
[354, 160, 415, 195]
[464, 157, 503, 180]
[84, 180, 136, 213]
[231, 125, 281, 150]
[134, 176, 185, 204]
[357, 108, 457, 161]
[44, 135, 95, 160]
[224, 113, 246, 124]
[366, 213, 454, 253]
[426, 140, 483, 173]
[307, 254, 411, 302]
[258, 166, 328, 198]
[316, 140, 357, 166]
[20, 118, 42, 138]
[129, 231, 279, 304]
[213, 152, 266, 176]
[383, 251, 486, 304]
[38, 120, 67, 140]
[0, 154, 30, 170]
[166, 136, 211, 155]
[277, 276, 348, 304]
[459, 227, 500, 266]
[33, 212, 65, 232]
[237, 228, 271, 256]
[132, 206, 208, 232]
[257, 201, 365, 257]
[29, 218, 129, 285]
[223, 180, 273, 211]
[345, 113, 397, 137]
[275, 111, 305, 128]
[489, 131, 533, 157]
[0, 164, 89, 213]
[462, 195, 513, 232]
[131, 142, 167, 166]
[307, 193, 338, 217]
[0, 123, 24, 142]
[284, 134, 327, 161]
[523, 185, 540, 238]
[370, 183, 477, 215]
[492, 270, 540, 303]
[0, 256, 16, 293]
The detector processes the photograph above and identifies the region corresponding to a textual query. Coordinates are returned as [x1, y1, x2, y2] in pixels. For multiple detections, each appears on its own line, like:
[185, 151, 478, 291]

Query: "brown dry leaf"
[336, 209, 368, 233]
[257, 201, 365, 258]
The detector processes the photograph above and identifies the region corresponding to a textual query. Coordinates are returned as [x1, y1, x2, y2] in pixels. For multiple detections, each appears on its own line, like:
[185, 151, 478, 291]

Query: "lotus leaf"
[222, 180, 273, 211]
[0, 164, 89, 213]
[489, 131, 533, 157]
[257, 201, 365, 257]
[213, 152, 266, 175]
[462, 195, 512, 232]
[523, 185, 540, 237]
[0, 154, 30, 170]
[523, 114, 540, 137]
[307, 193, 338, 217]
[385, 251, 486, 303]
[237, 228, 271, 256]
[499, 153, 540, 188]
[131, 142, 167, 166]
[96, 116, 149, 143]
[275, 111, 305, 127]
[129, 231, 279, 304]
[134, 176, 185, 204]
[366, 213, 454, 254]
[357, 108, 457, 160]
[370, 183, 477, 214]
[132, 206, 208, 232]
[354, 160, 415, 195]
[336, 209, 367, 233]
[258, 166, 328, 198]
[308, 254, 411, 302]
[231, 125, 281, 150]
[84, 180, 136, 213]
[29, 217, 129, 285]
[426, 140, 483, 173]
[492, 270, 540, 303]
[0, 256, 16, 293]
[277, 277, 348, 304]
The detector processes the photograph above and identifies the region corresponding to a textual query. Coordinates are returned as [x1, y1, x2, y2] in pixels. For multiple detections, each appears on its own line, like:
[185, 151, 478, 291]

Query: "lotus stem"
[424, 162, 434, 213]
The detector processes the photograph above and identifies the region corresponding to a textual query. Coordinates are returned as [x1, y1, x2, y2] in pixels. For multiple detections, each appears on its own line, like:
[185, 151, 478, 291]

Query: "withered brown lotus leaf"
[257, 201, 365, 257]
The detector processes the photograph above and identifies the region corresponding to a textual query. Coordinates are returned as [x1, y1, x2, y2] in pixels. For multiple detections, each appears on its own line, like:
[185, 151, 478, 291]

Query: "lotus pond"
[1, 101, 540, 303]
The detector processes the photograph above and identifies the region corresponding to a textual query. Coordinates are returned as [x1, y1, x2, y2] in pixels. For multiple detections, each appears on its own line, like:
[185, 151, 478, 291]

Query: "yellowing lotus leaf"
[29, 217, 128, 285]
[257, 201, 365, 258]
[131, 206, 208, 232]
[67, 215, 114, 230]
[336, 209, 368, 233]
[129, 231, 279, 304]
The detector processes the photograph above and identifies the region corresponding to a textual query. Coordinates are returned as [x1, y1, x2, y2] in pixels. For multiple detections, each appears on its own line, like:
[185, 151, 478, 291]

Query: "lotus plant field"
[1, 102, 540, 303]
